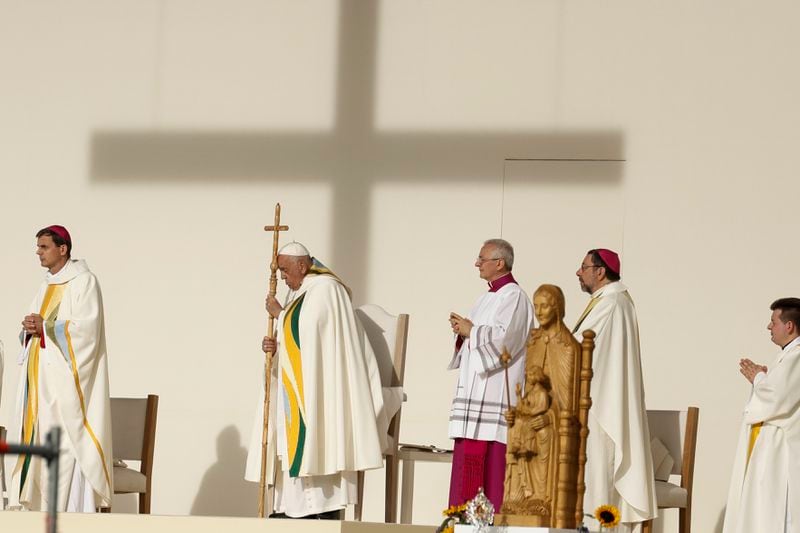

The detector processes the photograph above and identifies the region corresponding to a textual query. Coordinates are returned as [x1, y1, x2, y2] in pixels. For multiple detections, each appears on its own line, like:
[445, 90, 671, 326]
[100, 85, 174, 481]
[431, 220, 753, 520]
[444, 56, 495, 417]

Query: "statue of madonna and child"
[497, 284, 595, 529]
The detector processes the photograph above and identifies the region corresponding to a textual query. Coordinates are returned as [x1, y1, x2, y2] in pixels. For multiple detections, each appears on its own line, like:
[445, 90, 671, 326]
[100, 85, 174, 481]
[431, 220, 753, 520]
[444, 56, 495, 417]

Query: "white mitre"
[278, 241, 311, 257]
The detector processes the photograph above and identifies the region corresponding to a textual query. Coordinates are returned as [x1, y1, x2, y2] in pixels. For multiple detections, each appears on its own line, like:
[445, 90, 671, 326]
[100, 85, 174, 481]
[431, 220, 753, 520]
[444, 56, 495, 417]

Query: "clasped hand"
[21, 314, 42, 335]
[739, 358, 768, 384]
[449, 312, 473, 337]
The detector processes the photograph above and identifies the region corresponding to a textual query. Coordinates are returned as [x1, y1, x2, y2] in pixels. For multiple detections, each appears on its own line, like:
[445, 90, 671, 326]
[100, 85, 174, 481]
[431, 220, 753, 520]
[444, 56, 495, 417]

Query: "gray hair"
[484, 238, 514, 270]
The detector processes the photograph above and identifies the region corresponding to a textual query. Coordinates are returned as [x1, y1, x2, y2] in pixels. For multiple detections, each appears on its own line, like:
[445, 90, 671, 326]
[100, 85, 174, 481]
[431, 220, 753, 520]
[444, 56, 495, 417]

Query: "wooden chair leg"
[679, 507, 691, 533]
[385, 454, 399, 523]
[354, 470, 365, 521]
[399, 458, 415, 524]
[139, 491, 151, 514]
[642, 518, 653, 533]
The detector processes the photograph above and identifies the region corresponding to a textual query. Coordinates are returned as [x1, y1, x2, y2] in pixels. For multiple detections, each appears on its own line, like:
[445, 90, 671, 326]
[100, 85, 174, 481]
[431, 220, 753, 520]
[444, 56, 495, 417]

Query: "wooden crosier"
[257, 203, 289, 518]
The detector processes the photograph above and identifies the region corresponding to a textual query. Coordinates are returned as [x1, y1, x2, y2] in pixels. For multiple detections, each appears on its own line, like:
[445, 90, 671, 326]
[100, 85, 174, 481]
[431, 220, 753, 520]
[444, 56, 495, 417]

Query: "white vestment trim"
[273, 460, 356, 517]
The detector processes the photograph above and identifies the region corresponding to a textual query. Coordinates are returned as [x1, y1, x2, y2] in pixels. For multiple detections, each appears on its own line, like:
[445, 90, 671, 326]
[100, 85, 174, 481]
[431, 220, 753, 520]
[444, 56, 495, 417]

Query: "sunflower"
[442, 503, 467, 516]
[437, 503, 468, 532]
[594, 504, 621, 528]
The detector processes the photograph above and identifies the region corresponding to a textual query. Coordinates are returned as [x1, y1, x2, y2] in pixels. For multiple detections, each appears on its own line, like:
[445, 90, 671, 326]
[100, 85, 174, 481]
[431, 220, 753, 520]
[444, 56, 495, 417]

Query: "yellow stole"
[573, 296, 601, 334]
[747, 423, 762, 465]
[16, 284, 65, 480]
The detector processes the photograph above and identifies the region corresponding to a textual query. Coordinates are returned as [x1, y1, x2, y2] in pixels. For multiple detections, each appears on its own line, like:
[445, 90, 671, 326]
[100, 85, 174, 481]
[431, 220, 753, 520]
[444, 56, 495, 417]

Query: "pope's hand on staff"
[266, 296, 283, 319]
[262, 336, 277, 355]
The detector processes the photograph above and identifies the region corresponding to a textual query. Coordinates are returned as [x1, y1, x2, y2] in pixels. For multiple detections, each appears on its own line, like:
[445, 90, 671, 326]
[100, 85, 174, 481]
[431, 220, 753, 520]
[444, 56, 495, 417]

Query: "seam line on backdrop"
[621, 175, 627, 274]
[499, 156, 627, 242]
[500, 159, 506, 238]
[152, 0, 167, 125]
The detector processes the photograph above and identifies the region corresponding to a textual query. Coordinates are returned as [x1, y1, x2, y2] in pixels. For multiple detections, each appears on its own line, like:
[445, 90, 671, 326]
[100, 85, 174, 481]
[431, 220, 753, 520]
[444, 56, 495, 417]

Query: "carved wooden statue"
[505, 365, 556, 505]
[497, 284, 595, 529]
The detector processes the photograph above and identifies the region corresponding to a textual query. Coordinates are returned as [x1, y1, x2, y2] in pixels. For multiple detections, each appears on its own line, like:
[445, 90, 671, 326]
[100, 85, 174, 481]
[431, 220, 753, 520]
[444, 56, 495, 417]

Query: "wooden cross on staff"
[257, 203, 289, 518]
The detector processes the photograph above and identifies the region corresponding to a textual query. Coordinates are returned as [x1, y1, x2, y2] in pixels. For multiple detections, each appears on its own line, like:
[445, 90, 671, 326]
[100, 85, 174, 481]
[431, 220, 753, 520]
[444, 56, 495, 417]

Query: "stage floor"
[0, 512, 435, 533]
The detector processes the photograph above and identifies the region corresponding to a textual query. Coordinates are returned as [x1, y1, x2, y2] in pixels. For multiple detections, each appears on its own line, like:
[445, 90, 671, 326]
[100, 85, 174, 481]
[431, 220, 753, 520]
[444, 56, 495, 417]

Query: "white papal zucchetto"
[278, 241, 311, 257]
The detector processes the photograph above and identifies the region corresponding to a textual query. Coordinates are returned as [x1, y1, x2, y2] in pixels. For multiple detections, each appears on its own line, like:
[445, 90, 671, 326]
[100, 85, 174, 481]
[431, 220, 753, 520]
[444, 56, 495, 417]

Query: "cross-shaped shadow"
[90, 0, 623, 298]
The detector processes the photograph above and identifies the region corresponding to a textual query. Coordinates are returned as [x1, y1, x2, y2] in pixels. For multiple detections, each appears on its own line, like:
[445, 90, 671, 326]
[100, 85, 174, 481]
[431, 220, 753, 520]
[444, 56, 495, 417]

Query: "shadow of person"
[190, 425, 258, 517]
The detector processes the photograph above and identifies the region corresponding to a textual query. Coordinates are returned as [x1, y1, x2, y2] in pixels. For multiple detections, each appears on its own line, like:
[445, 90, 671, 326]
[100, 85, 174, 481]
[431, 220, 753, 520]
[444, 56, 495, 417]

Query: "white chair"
[353, 304, 409, 523]
[642, 407, 699, 533]
[109, 395, 159, 513]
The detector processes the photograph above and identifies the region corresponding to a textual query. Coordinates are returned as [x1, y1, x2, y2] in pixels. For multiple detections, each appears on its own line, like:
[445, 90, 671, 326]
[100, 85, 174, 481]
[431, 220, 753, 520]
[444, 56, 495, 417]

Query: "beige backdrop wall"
[1, 2, 798, 531]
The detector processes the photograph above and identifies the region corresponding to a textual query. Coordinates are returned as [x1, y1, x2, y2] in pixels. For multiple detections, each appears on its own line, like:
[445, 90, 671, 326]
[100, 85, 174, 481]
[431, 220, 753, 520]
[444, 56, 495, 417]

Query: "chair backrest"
[356, 305, 409, 456]
[353, 305, 409, 522]
[356, 304, 409, 389]
[110, 395, 159, 466]
[646, 407, 699, 482]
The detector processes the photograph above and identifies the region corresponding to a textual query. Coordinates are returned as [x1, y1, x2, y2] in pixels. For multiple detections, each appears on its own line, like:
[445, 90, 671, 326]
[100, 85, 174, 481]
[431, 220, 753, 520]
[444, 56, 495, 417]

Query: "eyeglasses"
[578, 264, 601, 272]
[476, 257, 502, 265]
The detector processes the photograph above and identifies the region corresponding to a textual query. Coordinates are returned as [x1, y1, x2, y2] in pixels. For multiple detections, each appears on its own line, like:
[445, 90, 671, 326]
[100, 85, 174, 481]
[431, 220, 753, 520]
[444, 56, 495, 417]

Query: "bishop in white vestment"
[9, 226, 113, 512]
[245, 242, 401, 518]
[723, 298, 800, 533]
[573, 249, 656, 532]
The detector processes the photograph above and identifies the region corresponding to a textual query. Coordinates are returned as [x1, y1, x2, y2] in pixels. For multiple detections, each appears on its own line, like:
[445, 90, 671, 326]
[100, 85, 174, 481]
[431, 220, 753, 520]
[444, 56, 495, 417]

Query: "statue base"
[455, 525, 593, 533]
[494, 513, 548, 527]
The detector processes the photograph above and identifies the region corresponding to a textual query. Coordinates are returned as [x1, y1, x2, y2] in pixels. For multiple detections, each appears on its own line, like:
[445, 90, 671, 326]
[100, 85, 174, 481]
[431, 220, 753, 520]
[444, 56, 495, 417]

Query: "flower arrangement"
[437, 503, 467, 533]
[436, 488, 495, 533]
[594, 504, 621, 529]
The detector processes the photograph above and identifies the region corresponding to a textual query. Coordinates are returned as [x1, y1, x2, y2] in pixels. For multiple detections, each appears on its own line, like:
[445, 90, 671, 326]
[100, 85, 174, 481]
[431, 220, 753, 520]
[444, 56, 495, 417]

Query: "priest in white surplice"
[723, 297, 800, 533]
[9, 225, 113, 512]
[245, 242, 401, 518]
[573, 249, 656, 532]
[447, 238, 534, 510]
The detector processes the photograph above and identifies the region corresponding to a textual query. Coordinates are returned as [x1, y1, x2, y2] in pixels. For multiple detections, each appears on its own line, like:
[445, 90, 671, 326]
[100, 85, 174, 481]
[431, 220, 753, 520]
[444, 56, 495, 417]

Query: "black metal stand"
[0, 427, 61, 533]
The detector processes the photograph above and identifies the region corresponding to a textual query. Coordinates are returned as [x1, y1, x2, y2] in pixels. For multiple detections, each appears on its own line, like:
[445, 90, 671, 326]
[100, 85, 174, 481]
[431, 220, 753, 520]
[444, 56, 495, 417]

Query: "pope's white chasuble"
[246, 266, 401, 517]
